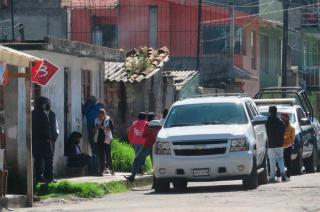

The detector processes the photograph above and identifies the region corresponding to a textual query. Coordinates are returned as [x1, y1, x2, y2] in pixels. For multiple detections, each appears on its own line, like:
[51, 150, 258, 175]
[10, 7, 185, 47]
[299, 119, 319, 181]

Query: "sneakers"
[281, 174, 287, 182]
[124, 175, 135, 182]
[269, 177, 277, 183]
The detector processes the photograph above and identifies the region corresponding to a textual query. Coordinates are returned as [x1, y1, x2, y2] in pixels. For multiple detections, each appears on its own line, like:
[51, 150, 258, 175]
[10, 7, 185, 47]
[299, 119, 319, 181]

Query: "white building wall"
[19, 50, 103, 176]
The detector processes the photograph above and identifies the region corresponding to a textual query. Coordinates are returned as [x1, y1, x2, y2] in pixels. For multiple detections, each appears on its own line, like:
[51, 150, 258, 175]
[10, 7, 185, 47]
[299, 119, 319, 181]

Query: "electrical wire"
[201, 0, 275, 43]
[199, 0, 276, 8]
[201, 2, 320, 24]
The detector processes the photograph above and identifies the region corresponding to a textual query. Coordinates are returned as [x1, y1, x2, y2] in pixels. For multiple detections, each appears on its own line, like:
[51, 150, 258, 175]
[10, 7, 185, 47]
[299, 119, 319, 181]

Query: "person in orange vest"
[281, 113, 295, 181]
[128, 112, 148, 173]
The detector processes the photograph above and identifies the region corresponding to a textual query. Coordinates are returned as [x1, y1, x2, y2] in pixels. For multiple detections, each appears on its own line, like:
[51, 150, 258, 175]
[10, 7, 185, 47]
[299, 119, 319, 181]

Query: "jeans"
[88, 130, 99, 170]
[284, 146, 292, 178]
[268, 147, 285, 178]
[133, 144, 145, 172]
[97, 142, 113, 174]
[131, 147, 152, 178]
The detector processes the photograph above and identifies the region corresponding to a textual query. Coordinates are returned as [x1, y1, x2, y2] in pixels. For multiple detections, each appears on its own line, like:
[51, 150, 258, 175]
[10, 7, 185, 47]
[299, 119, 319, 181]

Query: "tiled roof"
[105, 47, 170, 83]
[167, 70, 199, 91]
[61, 0, 119, 8]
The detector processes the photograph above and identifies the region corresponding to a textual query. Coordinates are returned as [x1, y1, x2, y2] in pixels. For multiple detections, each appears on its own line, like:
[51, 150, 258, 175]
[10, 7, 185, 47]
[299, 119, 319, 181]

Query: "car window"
[248, 101, 259, 117]
[297, 108, 306, 121]
[245, 102, 254, 120]
[165, 103, 249, 128]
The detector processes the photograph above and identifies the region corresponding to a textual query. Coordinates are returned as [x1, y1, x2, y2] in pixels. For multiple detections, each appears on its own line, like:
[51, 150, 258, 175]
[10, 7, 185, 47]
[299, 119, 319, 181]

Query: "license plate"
[193, 168, 209, 177]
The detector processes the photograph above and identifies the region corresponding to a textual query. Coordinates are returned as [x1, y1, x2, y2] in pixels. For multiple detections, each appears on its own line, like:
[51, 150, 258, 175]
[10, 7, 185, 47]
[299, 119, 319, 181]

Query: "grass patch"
[112, 138, 152, 172]
[35, 180, 129, 199]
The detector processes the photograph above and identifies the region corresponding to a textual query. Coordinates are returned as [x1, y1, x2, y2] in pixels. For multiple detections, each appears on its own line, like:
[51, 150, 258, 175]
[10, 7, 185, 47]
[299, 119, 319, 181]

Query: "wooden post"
[25, 63, 33, 207]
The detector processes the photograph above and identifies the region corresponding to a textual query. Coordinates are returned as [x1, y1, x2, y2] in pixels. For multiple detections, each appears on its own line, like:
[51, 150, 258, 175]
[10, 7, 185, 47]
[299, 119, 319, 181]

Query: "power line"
[199, 0, 275, 8]
[201, 0, 275, 43]
[201, 2, 320, 24]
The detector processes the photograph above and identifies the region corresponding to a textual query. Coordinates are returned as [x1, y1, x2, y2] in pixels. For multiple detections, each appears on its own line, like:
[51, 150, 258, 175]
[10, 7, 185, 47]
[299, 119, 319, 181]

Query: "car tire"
[173, 181, 188, 191]
[243, 155, 258, 190]
[153, 177, 170, 193]
[258, 152, 268, 185]
[305, 144, 318, 173]
[292, 145, 303, 175]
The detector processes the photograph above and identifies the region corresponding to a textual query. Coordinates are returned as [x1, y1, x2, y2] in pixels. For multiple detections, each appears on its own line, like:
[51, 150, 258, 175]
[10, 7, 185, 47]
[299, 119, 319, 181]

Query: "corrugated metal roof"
[168, 70, 199, 91]
[61, 0, 119, 8]
[105, 56, 169, 83]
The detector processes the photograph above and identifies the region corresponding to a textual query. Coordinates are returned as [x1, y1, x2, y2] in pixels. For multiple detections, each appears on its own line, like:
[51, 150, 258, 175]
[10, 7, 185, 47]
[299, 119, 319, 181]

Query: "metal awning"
[0, 45, 41, 67]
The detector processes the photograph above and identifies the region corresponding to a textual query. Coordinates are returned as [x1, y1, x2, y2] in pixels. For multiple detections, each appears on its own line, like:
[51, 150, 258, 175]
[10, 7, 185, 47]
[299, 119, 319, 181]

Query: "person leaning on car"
[266, 106, 287, 182]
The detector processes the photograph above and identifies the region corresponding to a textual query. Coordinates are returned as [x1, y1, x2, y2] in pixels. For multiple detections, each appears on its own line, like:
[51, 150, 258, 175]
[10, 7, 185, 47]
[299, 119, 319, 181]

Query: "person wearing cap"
[94, 109, 114, 176]
[281, 113, 295, 181]
[125, 118, 162, 182]
[32, 96, 58, 183]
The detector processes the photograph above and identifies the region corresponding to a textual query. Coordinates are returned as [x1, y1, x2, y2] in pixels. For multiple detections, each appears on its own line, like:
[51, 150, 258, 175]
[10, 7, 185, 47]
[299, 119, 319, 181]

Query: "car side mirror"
[300, 118, 311, 126]
[252, 115, 268, 125]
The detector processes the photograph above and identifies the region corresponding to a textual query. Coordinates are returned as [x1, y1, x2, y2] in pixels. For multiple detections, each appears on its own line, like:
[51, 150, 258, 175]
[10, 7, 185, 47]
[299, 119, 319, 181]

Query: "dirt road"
[17, 173, 320, 212]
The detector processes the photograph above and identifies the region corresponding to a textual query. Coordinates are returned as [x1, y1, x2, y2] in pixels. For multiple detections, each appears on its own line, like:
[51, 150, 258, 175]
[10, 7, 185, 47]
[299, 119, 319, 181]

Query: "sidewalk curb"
[0, 195, 27, 209]
[126, 175, 153, 189]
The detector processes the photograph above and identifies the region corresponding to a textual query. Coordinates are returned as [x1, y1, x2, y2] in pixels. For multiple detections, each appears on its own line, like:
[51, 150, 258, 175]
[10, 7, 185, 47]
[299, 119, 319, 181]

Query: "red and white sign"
[32, 59, 59, 86]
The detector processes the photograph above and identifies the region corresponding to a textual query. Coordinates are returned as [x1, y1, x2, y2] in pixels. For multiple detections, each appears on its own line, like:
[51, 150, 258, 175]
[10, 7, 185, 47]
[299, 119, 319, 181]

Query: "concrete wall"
[0, 0, 66, 40]
[176, 74, 200, 100]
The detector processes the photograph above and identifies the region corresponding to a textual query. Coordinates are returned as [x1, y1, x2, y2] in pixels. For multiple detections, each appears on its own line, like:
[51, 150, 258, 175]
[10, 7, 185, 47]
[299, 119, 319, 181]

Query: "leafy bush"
[111, 138, 152, 172]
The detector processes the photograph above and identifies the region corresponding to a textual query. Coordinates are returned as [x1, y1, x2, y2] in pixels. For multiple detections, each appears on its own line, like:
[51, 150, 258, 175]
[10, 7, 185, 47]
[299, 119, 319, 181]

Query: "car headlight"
[230, 138, 249, 152]
[154, 142, 171, 155]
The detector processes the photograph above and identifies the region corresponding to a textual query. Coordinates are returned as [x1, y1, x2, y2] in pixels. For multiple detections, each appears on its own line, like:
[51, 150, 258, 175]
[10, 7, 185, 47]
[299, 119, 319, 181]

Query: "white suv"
[153, 95, 268, 192]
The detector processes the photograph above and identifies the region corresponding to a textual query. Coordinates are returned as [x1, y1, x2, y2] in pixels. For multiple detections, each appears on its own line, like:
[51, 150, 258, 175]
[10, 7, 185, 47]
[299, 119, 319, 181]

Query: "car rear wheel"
[172, 181, 188, 191]
[292, 146, 303, 175]
[305, 144, 318, 173]
[258, 152, 268, 185]
[243, 155, 258, 190]
[153, 177, 170, 193]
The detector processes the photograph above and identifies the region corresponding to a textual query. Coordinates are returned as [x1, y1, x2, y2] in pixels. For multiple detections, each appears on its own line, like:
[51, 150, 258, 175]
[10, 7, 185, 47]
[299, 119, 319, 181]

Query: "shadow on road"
[144, 184, 247, 195]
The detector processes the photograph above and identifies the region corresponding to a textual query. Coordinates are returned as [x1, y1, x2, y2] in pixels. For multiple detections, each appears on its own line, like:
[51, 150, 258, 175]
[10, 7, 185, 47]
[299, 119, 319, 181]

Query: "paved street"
[16, 173, 320, 212]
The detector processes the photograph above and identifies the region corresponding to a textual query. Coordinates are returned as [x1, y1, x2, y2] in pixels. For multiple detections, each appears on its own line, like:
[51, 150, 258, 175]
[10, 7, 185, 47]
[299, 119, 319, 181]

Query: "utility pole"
[281, 0, 289, 87]
[229, 1, 235, 64]
[10, 0, 14, 41]
[196, 0, 202, 70]
[228, 0, 235, 80]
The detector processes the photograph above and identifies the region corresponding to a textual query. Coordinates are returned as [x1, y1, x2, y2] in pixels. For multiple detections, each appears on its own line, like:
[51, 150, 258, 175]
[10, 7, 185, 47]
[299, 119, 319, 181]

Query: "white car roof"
[173, 96, 250, 106]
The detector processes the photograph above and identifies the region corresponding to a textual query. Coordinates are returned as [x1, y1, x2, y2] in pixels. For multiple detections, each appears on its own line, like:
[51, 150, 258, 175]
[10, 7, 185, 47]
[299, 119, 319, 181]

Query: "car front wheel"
[305, 144, 318, 173]
[153, 177, 170, 193]
[243, 155, 258, 190]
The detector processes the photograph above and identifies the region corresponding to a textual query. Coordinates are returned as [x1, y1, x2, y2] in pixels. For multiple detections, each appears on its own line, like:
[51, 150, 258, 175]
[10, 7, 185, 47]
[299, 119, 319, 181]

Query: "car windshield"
[260, 112, 296, 125]
[164, 103, 248, 128]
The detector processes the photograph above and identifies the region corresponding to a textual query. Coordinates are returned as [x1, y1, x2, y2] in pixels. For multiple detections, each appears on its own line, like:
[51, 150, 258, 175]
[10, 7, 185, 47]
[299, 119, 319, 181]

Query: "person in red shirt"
[128, 112, 148, 173]
[125, 118, 162, 182]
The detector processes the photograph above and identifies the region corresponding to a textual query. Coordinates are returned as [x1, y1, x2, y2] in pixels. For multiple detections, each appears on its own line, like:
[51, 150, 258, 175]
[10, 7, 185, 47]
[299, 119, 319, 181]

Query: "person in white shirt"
[94, 109, 114, 176]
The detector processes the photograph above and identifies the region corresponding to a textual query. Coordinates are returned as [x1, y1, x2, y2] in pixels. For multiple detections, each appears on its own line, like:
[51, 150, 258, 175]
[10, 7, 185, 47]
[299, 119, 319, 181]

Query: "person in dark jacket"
[266, 106, 286, 182]
[32, 96, 58, 183]
[66, 132, 96, 174]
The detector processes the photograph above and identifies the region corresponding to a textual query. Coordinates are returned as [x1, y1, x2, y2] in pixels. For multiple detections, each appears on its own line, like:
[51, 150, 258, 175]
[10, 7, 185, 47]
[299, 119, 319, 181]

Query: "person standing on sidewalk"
[94, 109, 114, 176]
[266, 106, 286, 182]
[83, 96, 104, 173]
[281, 113, 295, 181]
[125, 119, 162, 182]
[32, 97, 58, 183]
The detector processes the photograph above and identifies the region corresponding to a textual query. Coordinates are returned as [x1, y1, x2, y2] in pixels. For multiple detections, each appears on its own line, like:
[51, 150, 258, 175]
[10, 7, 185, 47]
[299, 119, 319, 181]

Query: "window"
[297, 108, 307, 122]
[251, 31, 257, 70]
[165, 103, 248, 128]
[245, 102, 254, 120]
[81, 70, 92, 103]
[92, 25, 118, 48]
[202, 25, 242, 55]
[149, 6, 158, 48]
